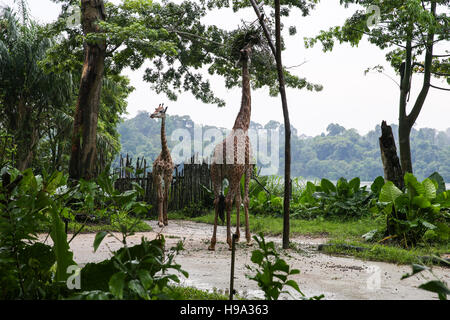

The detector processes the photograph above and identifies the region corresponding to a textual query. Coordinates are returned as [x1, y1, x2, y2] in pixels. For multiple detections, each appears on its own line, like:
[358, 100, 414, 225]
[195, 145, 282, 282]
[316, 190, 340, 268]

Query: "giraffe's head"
[150, 103, 168, 119]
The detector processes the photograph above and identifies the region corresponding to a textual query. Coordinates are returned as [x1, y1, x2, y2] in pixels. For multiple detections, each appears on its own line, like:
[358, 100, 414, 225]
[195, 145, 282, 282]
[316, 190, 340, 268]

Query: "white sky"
[2, 0, 449, 136]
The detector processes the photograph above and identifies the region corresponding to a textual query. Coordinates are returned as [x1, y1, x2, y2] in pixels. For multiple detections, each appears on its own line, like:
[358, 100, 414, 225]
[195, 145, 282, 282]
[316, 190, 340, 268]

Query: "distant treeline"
[117, 111, 450, 182]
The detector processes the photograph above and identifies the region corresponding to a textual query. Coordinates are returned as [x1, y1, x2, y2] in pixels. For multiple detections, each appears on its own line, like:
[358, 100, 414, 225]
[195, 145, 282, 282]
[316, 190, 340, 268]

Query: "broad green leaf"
[251, 250, 264, 264]
[49, 205, 76, 282]
[320, 178, 336, 194]
[422, 178, 436, 201]
[285, 279, 304, 296]
[418, 280, 450, 299]
[420, 220, 437, 230]
[128, 280, 149, 299]
[109, 272, 126, 299]
[404, 173, 425, 197]
[401, 264, 428, 279]
[349, 177, 360, 192]
[371, 176, 385, 194]
[138, 270, 153, 290]
[379, 181, 403, 203]
[412, 195, 431, 209]
[45, 171, 63, 194]
[94, 231, 108, 253]
[428, 172, 446, 195]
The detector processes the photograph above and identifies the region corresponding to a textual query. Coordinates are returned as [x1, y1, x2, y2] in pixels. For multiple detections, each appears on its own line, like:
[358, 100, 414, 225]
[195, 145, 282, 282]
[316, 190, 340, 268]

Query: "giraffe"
[209, 44, 254, 251]
[150, 104, 174, 227]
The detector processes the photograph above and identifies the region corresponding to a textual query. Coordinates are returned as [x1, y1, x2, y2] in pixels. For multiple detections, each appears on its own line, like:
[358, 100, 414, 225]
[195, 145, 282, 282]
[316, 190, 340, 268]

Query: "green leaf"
[420, 220, 437, 230]
[418, 280, 450, 299]
[348, 177, 360, 192]
[412, 195, 431, 209]
[49, 205, 75, 282]
[404, 173, 425, 197]
[401, 264, 428, 280]
[285, 280, 304, 296]
[45, 171, 63, 194]
[138, 270, 153, 290]
[251, 250, 264, 265]
[379, 181, 403, 203]
[94, 231, 108, 253]
[371, 176, 385, 194]
[109, 272, 126, 299]
[320, 178, 336, 194]
[128, 280, 148, 299]
[428, 172, 446, 195]
[422, 178, 436, 201]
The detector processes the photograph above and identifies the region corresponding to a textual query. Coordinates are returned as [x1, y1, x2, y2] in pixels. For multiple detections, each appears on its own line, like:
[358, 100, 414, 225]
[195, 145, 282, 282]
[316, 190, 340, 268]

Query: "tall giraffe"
[150, 104, 174, 227]
[209, 45, 254, 251]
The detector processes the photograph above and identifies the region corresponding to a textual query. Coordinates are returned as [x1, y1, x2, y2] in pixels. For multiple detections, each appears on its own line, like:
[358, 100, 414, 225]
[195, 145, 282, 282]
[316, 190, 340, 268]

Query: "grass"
[320, 239, 449, 266]
[170, 210, 449, 266]
[170, 210, 382, 239]
[166, 285, 230, 300]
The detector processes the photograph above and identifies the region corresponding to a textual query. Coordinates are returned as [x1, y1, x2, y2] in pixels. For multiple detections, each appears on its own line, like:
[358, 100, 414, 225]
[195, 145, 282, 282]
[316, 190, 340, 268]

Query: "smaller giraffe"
[150, 104, 174, 227]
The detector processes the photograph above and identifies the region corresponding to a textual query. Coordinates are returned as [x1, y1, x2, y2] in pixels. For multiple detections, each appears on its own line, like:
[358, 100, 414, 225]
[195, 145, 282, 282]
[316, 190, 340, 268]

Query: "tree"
[0, 7, 74, 171]
[48, 0, 322, 181]
[305, 0, 449, 177]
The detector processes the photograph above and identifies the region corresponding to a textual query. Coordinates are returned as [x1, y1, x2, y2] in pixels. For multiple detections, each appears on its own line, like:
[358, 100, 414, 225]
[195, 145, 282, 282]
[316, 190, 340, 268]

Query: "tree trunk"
[249, 0, 291, 249]
[379, 121, 404, 236]
[69, 0, 106, 181]
[397, 2, 435, 176]
[274, 0, 291, 249]
[379, 121, 404, 190]
[15, 99, 39, 171]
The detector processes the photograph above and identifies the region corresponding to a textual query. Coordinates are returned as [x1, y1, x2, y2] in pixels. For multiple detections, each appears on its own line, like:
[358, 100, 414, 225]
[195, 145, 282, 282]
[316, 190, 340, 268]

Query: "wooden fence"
[113, 154, 213, 213]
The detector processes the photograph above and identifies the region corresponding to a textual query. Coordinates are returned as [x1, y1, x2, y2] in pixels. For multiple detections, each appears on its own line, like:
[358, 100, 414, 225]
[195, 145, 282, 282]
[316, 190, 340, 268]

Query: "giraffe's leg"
[235, 189, 241, 242]
[208, 181, 221, 251]
[226, 177, 241, 250]
[163, 175, 171, 226]
[225, 191, 234, 250]
[155, 175, 164, 228]
[244, 165, 252, 245]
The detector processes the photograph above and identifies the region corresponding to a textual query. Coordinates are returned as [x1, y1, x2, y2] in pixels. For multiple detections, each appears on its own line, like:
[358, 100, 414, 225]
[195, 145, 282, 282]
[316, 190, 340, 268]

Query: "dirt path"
[38, 220, 448, 300]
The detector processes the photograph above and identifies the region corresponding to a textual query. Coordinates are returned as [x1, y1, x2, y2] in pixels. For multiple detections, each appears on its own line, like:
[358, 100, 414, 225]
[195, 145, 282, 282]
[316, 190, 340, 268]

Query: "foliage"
[0, 129, 16, 169]
[0, 167, 73, 299]
[75, 235, 187, 300]
[180, 201, 210, 218]
[48, 0, 321, 110]
[377, 172, 450, 246]
[0, 7, 74, 170]
[245, 233, 323, 300]
[118, 113, 450, 182]
[304, 0, 449, 84]
[0, 165, 156, 299]
[401, 261, 450, 300]
[310, 177, 373, 218]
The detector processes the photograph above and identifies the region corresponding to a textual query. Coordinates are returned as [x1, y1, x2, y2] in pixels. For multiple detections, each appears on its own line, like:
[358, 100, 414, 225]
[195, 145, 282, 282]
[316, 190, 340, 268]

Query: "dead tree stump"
[379, 121, 404, 190]
[379, 121, 405, 236]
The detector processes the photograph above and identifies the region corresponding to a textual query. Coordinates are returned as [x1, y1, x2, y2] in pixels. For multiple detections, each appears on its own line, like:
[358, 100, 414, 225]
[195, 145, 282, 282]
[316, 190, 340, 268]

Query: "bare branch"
[430, 84, 450, 91]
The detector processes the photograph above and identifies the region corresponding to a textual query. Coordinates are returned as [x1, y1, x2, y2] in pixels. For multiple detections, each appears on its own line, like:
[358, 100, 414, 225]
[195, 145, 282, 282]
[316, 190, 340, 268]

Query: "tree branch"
[430, 84, 450, 91]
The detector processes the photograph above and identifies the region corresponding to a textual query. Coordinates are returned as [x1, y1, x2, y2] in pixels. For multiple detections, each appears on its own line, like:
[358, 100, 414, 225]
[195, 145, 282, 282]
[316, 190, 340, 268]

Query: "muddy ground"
[38, 220, 448, 300]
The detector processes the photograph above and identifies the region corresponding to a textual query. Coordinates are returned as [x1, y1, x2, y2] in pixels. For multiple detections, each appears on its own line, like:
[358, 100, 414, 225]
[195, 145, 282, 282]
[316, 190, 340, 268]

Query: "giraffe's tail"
[218, 194, 225, 224]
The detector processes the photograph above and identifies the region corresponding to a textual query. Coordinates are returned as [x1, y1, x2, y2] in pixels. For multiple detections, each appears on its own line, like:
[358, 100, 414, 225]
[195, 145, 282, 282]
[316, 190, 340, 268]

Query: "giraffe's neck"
[160, 116, 170, 159]
[232, 56, 251, 132]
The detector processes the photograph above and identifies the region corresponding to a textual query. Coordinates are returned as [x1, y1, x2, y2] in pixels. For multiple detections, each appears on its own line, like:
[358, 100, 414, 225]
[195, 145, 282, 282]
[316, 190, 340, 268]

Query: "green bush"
[376, 172, 450, 246]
